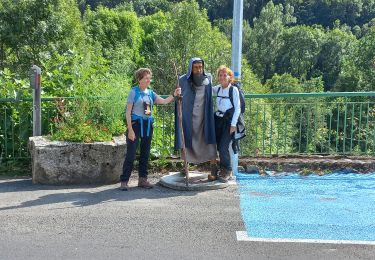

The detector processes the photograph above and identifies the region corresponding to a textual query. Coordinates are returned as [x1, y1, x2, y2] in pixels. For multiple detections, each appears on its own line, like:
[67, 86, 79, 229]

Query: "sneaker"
[138, 177, 154, 189]
[119, 181, 129, 191]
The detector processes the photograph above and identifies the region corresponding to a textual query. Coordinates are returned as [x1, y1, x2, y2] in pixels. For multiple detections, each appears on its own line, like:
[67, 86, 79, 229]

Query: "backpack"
[232, 82, 246, 114]
[217, 83, 246, 140]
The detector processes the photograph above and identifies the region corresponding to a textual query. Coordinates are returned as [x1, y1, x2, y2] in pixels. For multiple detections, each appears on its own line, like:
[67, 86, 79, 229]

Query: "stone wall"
[29, 136, 126, 185]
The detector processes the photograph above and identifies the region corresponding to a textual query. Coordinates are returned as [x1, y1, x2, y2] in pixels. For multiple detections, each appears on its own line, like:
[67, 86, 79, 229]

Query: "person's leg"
[208, 115, 222, 181]
[214, 114, 223, 147]
[120, 122, 140, 190]
[218, 124, 233, 182]
[138, 121, 153, 188]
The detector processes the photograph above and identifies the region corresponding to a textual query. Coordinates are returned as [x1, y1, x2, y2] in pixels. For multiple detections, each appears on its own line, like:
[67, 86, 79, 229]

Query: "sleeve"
[212, 85, 220, 95]
[153, 92, 160, 100]
[127, 89, 135, 104]
[231, 87, 241, 127]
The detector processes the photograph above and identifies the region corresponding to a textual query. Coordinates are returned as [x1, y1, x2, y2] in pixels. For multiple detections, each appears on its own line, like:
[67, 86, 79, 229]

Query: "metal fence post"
[30, 65, 42, 136]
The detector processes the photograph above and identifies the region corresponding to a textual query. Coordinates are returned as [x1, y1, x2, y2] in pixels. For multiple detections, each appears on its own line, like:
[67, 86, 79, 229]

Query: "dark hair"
[135, 68, 152, 82]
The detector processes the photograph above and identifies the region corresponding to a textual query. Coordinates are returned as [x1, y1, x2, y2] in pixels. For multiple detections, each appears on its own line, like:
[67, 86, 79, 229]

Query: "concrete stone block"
[29, 136, 126, 185]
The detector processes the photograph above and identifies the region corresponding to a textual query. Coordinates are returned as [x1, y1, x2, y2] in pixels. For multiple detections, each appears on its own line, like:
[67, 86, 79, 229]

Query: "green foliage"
[317, 28, 357, 90]
[241, 59, 264, 94]
[266, 73, 302, 93]
[0, 68, 30, 98]
[139, 11, 169, 64]
[51, 74, 129, 142]
[335, 26, 375, 91]
[288, 0, 373, 28]
[198, 0, 233, 20]
[213, 18, 233, 39]
[245, 2, 296, 82]
[51, 99, 113, 142]
[265, 73, 324, 94]
[0, 0, 85, 76]
[78, 0, 375, 30]
[140, 0, 232, 94]
[277, 25, 324, 79]
[151, 105, 175, 158]
[83, 6, 143, 65]
[80, 0, 174, 15]
[301, 77, 324, 93]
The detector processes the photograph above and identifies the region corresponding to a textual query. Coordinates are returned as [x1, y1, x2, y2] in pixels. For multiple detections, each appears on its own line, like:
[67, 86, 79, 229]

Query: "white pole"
[231, 0, 243, 82]
[231, 0, 243, 176]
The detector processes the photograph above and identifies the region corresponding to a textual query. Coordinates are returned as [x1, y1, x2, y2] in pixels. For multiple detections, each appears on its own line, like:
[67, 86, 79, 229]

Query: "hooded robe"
[174, 57, 217, 163]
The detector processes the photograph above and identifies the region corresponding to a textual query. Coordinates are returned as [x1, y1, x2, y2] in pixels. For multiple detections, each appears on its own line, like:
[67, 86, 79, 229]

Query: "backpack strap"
[229, 86, 234, 108]
[148, 89, 156, 102]
[133, 86, 155, 103]
[217, 86, 232, 100]
[133, 86, 141, 104]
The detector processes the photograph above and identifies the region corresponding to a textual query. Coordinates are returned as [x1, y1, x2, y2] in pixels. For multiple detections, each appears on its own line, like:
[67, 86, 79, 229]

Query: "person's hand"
[230, 126, 236, 134]
[174, 87, 181, 97]
[128, 129, 136, 141]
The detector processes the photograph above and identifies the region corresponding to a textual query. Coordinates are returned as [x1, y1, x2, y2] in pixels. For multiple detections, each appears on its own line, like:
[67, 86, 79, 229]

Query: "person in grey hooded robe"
[174, 58, 217, 178]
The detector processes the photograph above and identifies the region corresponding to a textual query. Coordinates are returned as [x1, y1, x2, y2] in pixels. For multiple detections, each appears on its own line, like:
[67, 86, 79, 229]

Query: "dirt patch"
[150, 155, 375, 176]
[239, 155, 375, 175]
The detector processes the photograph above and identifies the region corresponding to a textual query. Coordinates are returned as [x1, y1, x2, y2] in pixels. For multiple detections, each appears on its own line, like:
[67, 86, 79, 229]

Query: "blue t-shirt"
[127, 87, 157, 119]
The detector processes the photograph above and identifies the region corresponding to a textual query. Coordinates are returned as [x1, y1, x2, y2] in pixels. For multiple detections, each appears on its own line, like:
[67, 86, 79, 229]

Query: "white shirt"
[212, 84, 241, 127]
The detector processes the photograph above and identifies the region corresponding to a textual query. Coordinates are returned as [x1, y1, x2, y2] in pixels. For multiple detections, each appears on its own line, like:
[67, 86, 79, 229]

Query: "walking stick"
[173, 63, 189, 187]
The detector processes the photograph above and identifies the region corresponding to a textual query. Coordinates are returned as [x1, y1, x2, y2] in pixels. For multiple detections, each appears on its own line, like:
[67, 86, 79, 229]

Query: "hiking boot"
[119, 181, 129, 191]
[218, 168, 232, 183]
[208, 163, 218, 181]
[138, 177, 154, 189]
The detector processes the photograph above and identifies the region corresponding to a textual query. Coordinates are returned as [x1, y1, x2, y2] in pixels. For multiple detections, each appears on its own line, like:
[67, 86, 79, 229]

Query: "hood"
[186, 57, 207, 79]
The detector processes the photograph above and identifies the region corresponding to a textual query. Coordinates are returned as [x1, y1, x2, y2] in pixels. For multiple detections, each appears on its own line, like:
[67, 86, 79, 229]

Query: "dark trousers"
[215, 115, 232, 170]
[121, 120, 153, 182]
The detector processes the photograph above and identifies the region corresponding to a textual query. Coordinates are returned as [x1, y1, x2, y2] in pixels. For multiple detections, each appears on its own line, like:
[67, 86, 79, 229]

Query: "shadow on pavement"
[0, 179, 199, 211]
[0, 178, 116, 192]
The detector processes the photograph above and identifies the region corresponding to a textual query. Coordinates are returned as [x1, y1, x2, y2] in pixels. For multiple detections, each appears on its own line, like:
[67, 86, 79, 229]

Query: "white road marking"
[236, 231, 375, 245]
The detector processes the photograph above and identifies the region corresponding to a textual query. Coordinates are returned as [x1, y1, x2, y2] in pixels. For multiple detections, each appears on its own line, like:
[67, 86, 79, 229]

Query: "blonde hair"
[216, 65, 234, 83]
[135, 68, 152, 82]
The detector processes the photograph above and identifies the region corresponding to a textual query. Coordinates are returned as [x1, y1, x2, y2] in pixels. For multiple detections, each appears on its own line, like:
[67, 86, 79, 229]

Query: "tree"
[316, 28, 357, 91]
[140, 0, 232, 93]
[286, 0, 363, 27]
[276, 25, 324, 80]
[245, 2, 296, 83]
[83, 6, 143, 62]
[335, 26, 375, 91]
[0, 0, 84, 76]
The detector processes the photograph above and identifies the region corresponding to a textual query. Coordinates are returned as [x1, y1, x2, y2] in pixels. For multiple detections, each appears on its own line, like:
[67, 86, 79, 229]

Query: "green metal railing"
[242, 92, 375, 156]
[0, 97, 68, 174]
[1, 92, 375, 174]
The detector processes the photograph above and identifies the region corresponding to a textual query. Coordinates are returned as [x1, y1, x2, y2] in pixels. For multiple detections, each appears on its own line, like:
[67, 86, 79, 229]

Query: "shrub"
[51, 75, 129, 142]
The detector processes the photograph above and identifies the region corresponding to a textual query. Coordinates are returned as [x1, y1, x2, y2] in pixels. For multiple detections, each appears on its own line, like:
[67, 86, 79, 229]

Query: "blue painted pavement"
[236, 172, 375, 241]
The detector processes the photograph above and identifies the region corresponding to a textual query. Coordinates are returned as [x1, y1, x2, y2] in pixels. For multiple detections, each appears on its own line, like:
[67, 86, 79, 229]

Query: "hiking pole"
[173, 63, 189, 187]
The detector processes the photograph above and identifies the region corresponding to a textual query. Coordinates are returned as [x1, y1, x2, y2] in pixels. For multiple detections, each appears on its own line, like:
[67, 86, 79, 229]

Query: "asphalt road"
[0, 176, 374, 260]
